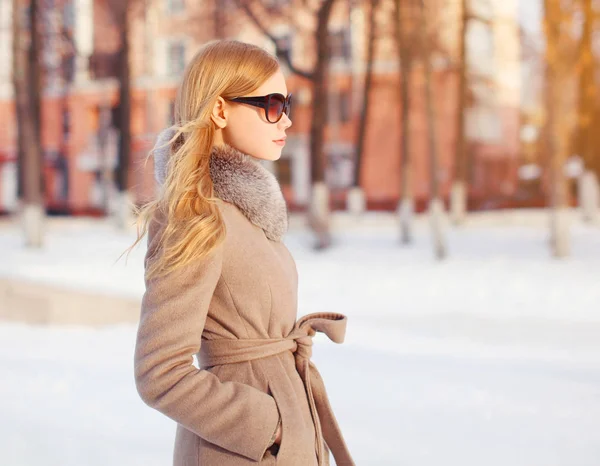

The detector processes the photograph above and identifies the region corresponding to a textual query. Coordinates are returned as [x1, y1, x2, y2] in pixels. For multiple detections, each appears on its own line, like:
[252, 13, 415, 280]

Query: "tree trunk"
[13, 0, 25, 201]
[115, 4, 134, 230]
[451, 0, 468, 225]
[544, 0, 569, 258]
[577, 0, 597, 222]
[214, 0, 225, 38]
[308, 0, 336, 249]
[394, 0, 415, 245]
[349, 0, 380, 216]
[13, 0, 45, 247]
[310, 0, 336, 185]
[232, 0, 337, 248]
[578, 170, 599, 223]
[307, 181, 332, 249]
[59, 18, 74, 215]
[420, 1, 447, 260]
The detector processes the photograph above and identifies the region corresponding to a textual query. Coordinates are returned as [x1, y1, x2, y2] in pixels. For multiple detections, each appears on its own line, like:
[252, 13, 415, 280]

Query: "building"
[0, 0, 522, 215]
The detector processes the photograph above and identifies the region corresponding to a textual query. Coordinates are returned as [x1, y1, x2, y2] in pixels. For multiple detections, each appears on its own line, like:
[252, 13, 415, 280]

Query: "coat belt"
[198, 312, 355, 466]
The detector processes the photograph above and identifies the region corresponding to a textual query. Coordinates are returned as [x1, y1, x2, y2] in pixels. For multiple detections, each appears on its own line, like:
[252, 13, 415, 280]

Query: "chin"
[261, 150, 282, 162]
[247, 144, 283, 162]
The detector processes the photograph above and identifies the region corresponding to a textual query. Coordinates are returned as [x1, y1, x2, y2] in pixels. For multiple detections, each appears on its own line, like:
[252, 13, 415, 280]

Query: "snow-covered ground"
[1, 210, 599, 465]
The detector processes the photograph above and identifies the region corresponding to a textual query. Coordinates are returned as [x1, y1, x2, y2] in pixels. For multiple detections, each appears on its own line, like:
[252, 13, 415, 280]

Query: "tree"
[576, 0, 599, 223]
[213, 0, 226, 38]
[420, 0, 447, 260]
[234, 0, 337, 250]
[450, 0, 468, 225]
[12, 0, 44, 247]
[450, 0, 493, 225]
[543, 0, 573, 257]
[348, 0, 381, 217]
[394, 0, 418, 244]
[188, 0, 234, 39]
[105, 0, 140, 230]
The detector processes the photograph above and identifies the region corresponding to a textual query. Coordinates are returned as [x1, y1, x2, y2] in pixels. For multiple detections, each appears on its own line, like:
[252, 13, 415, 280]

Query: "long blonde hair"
[124, 40, 280, 280]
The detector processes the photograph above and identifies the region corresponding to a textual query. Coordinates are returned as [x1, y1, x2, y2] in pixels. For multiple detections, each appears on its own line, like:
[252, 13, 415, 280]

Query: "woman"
[130, 40, 354, 465]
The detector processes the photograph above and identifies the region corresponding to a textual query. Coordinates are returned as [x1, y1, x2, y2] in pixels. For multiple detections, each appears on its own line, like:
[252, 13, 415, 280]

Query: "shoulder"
[215, 198, 272, 249]
[215, 198, 256, 233]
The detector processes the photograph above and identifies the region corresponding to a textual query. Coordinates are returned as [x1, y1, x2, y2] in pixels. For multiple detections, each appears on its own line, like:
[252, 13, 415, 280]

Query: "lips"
[273, 136, 287, 143]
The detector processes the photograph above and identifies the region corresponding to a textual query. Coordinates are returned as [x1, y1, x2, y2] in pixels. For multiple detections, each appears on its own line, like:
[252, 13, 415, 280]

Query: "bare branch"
[232, 0, 314, 80]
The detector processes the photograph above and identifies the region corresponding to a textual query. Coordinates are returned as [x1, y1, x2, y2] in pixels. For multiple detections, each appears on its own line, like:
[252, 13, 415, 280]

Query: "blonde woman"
[129, 40, 354, 465]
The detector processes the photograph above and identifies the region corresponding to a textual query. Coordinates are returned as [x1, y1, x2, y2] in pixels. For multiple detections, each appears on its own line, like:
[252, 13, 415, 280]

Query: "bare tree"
[576, 0, 599, 223]
[450, 0, 494, 225]
[543, 0, 572, 257]
[420, 0, 447, 260]
[347, 0, 381, 217]
[105, 0, 140, 230]
[187, 0, 234, 38]
[450, 0, 468, 225]
[213, 0, 226, 38]
[394, 0, 418, 244]
[308, 0, 336, 249]
[234, 0, 337, 250]
[13, 0, 44, 247]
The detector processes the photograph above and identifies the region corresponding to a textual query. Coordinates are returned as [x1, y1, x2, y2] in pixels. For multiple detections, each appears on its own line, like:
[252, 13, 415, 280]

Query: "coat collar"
[152, 128, 288, 242]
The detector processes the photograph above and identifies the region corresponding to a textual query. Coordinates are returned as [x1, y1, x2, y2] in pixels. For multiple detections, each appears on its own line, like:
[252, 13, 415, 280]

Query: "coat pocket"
[263, 365, 319, 465]
[266, 382, 282, 460]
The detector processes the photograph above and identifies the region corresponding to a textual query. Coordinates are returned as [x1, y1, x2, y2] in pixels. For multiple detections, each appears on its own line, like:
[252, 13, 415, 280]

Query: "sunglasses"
[228, 92, 292, 124]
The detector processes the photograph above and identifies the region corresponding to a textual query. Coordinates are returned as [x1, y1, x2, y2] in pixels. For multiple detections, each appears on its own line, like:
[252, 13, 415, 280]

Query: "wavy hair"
[122, 39, 280, 280]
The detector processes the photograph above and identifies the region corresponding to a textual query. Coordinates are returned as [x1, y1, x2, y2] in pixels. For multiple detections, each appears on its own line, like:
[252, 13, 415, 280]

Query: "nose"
[278, 112, 292, 130]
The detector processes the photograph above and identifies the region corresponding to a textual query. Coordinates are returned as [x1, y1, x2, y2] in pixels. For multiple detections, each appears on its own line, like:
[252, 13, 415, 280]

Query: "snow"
[1, 210, 599, 465]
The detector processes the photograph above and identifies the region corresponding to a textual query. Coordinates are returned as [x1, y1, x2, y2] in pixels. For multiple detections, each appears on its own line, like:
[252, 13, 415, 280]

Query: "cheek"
[223, 112, 279, 159]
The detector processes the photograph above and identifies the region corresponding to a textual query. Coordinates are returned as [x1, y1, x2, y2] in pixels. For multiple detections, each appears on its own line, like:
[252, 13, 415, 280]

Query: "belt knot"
[290, 333, 313, 361]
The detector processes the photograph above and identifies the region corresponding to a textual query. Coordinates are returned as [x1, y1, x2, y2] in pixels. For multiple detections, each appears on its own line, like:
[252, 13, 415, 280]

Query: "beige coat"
[134, 140, 354, 465]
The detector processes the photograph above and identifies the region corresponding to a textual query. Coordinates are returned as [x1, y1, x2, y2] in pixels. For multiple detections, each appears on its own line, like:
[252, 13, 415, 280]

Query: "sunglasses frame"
[228, 92, 292, 123]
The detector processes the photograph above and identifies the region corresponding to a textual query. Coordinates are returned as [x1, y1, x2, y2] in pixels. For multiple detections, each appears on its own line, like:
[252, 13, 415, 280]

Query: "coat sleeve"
[133, 211, 281, 461]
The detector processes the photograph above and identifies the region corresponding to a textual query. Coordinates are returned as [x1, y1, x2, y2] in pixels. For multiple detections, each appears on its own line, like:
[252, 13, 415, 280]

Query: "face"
[210, 68, 292, 161]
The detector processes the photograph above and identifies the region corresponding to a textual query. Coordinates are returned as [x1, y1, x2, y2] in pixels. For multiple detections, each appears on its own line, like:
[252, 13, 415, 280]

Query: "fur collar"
[152, 128, 288, 242]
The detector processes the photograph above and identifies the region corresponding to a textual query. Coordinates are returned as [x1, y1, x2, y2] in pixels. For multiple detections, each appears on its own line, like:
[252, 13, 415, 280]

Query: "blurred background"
[0, 0, 599, 465]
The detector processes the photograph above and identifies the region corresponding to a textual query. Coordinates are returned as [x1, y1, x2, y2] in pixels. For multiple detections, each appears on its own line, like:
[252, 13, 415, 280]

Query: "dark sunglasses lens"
[267, 95, 285, 122]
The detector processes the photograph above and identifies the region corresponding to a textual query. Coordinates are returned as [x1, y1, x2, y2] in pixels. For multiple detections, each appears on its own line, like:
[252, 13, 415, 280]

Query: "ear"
[210, 96, 228, 129]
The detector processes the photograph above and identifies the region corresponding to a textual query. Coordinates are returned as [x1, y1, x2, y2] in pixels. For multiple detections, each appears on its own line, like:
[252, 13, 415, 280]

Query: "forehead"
[251, 69, 288, 96]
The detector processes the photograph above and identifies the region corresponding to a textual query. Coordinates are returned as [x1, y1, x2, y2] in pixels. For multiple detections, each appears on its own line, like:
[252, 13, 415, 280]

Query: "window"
[166, 0, 185, 14]
[466, 105, 501, 143]
[62, 108, 71, 140]
[276, 158, 292, 185]
[469, 0, 493, 22]
[263, 0, 291, 9]
[48, 151, 69, 202]
[63, 1, 75, 28]
[326, 146, 354, 189]
[168, 42, 186, 77]
[467, 20, 494, 77]
[339, 90, 351, 123]
[274, 33, 292, 57]
[329, 29, 351, 62]
[168, 99, 176, 125]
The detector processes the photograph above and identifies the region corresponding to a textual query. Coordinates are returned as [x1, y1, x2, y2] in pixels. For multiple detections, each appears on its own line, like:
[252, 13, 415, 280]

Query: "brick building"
[0, 0, 522, 215]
